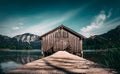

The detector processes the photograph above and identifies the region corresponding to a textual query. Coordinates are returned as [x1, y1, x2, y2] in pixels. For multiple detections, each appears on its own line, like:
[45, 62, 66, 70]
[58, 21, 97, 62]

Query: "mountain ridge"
[14, 33, 39, 43]
[0, 33, 41, 49]
[0, 25, 120, 49]
[83, 25, 120, 49]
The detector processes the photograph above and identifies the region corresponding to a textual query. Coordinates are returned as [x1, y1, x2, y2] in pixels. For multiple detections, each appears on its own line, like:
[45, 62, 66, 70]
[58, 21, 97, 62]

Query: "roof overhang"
[39, 25, 86, 40]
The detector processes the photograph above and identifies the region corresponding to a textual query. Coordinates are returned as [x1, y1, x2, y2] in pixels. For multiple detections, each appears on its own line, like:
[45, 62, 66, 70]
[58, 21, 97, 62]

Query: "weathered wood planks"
[6, 51, 115, 74]
[40, 25, 85, 57]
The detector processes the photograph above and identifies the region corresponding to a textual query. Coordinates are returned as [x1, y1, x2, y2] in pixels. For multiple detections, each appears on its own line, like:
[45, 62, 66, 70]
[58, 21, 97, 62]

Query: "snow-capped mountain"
[0, 33, 41, 49]
[14, 33, 39, 43]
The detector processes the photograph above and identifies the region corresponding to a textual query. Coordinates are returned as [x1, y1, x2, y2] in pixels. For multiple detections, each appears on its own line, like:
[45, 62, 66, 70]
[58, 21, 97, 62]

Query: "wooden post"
[80, 39, 83, 57]
[41, 39, 45, 57]
[41, 50, 45, 57]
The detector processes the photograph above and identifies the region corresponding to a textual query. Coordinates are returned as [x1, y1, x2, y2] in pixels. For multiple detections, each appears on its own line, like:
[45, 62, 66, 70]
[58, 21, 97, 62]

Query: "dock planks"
[6, 51, 115, 74]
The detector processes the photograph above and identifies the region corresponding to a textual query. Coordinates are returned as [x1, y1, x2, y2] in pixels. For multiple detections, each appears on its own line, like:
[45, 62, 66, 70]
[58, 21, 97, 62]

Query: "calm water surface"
[0, 49, 41, 74]
[0, 49, 105, 74]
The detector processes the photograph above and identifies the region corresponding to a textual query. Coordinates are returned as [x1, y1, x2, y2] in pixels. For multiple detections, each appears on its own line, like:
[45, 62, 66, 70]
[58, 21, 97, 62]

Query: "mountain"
[0, 33, 41, 49]
[100, 25, 120, 42]
[83, 25, 120, 49]
[14, 33, 39, 43]
[0, 25, 120, 50]
[13, 33, 41, 49]
[0, 35, 11, 48]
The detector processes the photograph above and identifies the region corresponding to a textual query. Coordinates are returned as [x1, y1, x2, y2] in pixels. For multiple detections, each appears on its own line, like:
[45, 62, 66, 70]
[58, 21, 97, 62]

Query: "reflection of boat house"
[40, 25, 85, 57]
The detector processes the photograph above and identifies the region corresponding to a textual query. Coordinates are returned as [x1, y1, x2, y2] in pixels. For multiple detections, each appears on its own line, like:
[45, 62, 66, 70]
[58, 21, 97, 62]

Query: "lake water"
[0, 49, 105, 74]
[0, 49, 41, 74]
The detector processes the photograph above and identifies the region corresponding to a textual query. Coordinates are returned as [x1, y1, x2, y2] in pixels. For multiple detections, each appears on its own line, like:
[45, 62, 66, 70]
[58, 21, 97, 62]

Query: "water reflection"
[0, 49, 106, 74]
[1, 61, 22, 72]
[0, 64, 3, 74]
[0, 49, 41, 73]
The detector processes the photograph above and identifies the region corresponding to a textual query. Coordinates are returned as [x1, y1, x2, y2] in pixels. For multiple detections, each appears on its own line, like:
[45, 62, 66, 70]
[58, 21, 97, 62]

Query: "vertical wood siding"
[41, 28, 82, 55]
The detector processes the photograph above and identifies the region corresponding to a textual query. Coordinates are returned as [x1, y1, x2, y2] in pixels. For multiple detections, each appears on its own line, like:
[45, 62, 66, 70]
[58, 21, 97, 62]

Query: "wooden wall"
[41, 28, 83, 56]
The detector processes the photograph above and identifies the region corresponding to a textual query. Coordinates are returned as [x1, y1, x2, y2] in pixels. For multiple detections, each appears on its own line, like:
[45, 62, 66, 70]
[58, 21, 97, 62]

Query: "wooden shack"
[40, 25, 85, 57]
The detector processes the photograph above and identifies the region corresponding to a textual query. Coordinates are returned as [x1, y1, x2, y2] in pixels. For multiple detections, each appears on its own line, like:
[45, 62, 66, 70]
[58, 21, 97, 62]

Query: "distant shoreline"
[0, 49, 41, 51]
[0, 48, 10, 50]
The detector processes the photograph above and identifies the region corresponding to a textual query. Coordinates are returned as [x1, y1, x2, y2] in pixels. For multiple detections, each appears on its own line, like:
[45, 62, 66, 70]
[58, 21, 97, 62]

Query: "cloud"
[12, 26, 20, 30]
[80, 9, 120, 38]
[1, 7, 83, 37]
[17, 8, 83, 36]
[107, 8, 112, 18]
[80, 10, 107, 37]
[12, 22, 24, 30]
[1, 3, 92, 37]
[18, 22, 24, 25]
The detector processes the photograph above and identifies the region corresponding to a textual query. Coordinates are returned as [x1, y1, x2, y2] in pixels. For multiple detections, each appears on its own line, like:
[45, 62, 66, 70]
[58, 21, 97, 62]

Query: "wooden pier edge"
[6, 51, 116, 74]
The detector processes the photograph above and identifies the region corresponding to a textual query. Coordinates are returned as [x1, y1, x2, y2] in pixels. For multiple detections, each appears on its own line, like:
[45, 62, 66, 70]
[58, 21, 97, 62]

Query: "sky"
[0, 0, 120, 37]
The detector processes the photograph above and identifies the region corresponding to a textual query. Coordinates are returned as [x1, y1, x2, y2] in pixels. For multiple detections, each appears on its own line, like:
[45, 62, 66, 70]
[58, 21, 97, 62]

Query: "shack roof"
[40, 25, 86, 39]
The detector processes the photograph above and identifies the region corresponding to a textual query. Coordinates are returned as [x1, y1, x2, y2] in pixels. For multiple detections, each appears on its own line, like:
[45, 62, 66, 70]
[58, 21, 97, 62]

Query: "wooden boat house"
[40, 25, 85, 57]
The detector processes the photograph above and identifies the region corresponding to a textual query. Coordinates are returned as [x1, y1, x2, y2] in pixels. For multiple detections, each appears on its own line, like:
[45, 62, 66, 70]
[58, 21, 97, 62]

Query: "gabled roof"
[40, 25, 86, 39]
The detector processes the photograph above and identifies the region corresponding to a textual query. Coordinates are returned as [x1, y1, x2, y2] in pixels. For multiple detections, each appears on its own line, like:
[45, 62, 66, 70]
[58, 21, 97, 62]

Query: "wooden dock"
[6, 51, 115, 74]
